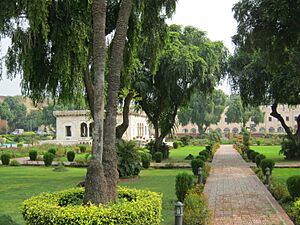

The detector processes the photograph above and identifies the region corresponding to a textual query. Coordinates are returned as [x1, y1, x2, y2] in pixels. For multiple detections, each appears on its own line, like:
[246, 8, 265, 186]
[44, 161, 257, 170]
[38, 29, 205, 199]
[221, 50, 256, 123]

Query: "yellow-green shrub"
[22, 186, 162, 225]
[291, 199, 300, 225]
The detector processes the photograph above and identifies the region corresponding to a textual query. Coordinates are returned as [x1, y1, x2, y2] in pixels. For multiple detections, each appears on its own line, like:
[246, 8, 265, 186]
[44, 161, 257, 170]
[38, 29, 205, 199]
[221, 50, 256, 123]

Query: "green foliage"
[43, 152, 54, 167]
[199, 150, 210, 161]
[255, 154, 266, 167]
[9, 159, 21, 167]
[0, 214, 20, 225]
[173, 141, 179, 149]
[140, 152, 152, 169]
[260, 159, 275, 175]
[269, 181, 289, 201]
[249, 151, 259, 163]
[146, 141, 169, 159]
[78, 145, 87, 153]
[191, 159, 205, 175]
[66, 151, 75, 162]
[116, 140, 141, 178]
[208, 130, 221, 143]
[286, 176, 300, 199]
[175, 173, 193, 202]
[292, 199, 300, 225]
[154, 152, 163, 163]
[280, 138, 300, 160]
[196, 155, 206, 162]
[47, 148, 57, 156]
[29, 149, 38, 161]
[246, 149, 254, 160]
[1, 153, 10, 165]
[180, 137, 190, 146]
[53, 162, 68, 172]
[22, 187, 162, 225]
[178, 89, 227, 135]
[185, 154, 194, 160]
[183, 185, 209, 225]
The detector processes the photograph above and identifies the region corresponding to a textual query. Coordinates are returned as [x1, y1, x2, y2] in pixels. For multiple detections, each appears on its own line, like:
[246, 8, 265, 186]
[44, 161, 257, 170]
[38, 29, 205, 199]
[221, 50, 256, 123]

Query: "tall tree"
[136, 25, 228, 150]
[230, 0, 300, 144]
[225, 95, 264, 128]
[0, 0, 177, 204]
[178, 89, 227, 134]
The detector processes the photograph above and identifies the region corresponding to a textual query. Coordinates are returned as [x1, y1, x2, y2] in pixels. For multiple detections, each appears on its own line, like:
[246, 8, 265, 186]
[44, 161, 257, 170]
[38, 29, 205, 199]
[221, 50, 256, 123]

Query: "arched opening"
[224, 127, 230, 134]
[268, 127, 275, 133]
[191, 128, 197, 134]
[277, 127, 284, 133]
[259, 127, 266, 133]
[80, 123, 88, 137]
[89, 122, 94, 137]
[232, 127, 239, 134]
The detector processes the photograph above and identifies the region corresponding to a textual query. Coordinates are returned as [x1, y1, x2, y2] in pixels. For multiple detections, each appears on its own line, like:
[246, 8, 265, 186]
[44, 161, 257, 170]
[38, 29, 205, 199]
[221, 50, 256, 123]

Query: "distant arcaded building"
[52, 110, 152, 145]
[176, 105, 300, 136]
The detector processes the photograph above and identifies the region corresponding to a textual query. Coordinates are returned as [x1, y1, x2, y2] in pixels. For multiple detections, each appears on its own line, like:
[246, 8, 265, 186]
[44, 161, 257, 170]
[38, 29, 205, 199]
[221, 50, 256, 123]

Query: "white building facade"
[53, 110, 151, 145]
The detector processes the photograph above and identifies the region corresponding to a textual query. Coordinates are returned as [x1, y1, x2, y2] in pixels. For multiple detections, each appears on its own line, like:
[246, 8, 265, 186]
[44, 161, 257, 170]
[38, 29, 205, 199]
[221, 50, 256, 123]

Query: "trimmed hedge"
[286, 175, 300, 199]
[67, 151, 75, 162]
[255, 154, 266, 167]
[29, 149, 38, 161]
[191, 159, 205, 175]
[1, 153, 11, 165]
[175, 173, 193, 202]
[23, 187, 162, 225]
[260, 158, 275, 175]
[292, 199, 300, 225]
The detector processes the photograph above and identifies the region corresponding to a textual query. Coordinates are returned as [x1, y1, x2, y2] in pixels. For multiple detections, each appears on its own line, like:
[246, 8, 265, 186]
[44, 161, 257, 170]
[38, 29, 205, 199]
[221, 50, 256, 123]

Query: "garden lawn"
[250, 145, 299, 163]
[168, 145, 205, 162]
[120, 168, 193, 225]
[0, 166, 192, 225]
[0, 166, 86, 224]
[272, 168, 300, 185]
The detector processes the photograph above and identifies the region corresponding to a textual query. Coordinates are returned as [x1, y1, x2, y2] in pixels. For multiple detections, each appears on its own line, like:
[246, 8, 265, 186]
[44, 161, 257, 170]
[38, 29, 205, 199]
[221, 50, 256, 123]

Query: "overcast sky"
[0, 0, 238, 96]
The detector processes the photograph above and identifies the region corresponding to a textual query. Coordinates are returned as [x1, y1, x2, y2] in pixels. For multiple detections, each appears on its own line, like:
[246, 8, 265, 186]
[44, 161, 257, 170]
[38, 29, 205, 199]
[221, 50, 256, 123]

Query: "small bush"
[292, 199, 300, 225]
[198, 151, 209, 161]
[48, 148, 57, 156]
[66, 151, 75, 162]
[286, 175, 300, 199]
[180, 136, 189, 146]
[260, 158, 275, 175]
[270, 181, 289, 201]
[196, 155, 206, 162]
[191, 159, 205, 175]
[255, 154, 266, 167]
[43, 152, 55, 166]
[10, 159, 21, 166]
[78, 145, 87, 153]
[183, 185, 209, 225]
[1, 153, 11, 165]
[185, 154, 194, 160]
[246, 149, 254, 160]
[205, 145, 211, 152]
[175, 173, 193, 202]
[280, 138, 300, 159]
[249, 151, 259, 163]
[22, 187, 162, 225]
[141, 152, 152, 169]
[154, 152, 163, 163]
[29, 149, 38, 161]
[17, 143, 23, 148]
[173, 141, 179, 149]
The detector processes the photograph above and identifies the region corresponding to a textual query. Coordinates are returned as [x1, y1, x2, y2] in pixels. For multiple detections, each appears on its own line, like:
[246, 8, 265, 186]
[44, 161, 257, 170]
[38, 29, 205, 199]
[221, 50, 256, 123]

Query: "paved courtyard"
[204, 145, 294, 225]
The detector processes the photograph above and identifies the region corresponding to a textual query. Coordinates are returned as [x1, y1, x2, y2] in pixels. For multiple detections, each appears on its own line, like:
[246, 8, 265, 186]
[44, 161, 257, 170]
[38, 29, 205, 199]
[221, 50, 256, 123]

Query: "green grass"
[120, 168, 193, 225]
[0, 167, 86, 224]
[168, 145, 205, 161]
[272, 168, 300, 184]
[250, 145, 299, 163]
[0, 166, 191, 225]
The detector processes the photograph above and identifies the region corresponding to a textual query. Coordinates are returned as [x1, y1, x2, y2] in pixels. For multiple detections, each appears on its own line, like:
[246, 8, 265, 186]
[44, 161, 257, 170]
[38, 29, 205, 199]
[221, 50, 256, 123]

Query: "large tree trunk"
[154, 122, 160, 152]
[103, 0, 133, 202]
[116, 91, 134, 139]
[83, 0, 108, 205]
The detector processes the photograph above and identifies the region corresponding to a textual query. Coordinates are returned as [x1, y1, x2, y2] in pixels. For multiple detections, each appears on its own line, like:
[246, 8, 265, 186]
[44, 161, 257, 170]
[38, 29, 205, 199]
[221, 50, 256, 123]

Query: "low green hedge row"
[23, 187, 162, 225]
[292, 199, 300, 225]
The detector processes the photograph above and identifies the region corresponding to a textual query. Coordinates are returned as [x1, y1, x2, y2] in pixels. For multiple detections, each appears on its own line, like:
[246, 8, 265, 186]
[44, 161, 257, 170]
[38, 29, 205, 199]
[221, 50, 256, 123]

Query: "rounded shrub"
[196, 155, 206, 162]
[43, 152, 54, 166]
[173, 141, 179, 149]
[1, 153, 11, 166]
[23, 187, 162, 225]
[141, 152, 152, 169]
[185, 154, 194, 160]
[255, 154, 266, 167]
[286, 175, 300, 199]
[48, 148, 57, 156]
[66, 151, 75, 162]
[175, 173, 193, 202]
[246, 149, 254, 160]
[10, 159, 21, 166]
[29, 149, 38, 161]
[260, 158, 275, 175]
[292, 199, 300, 225]
[79, 145, 87, 153]
[191, 159, 205, 175]
[154, 152, 163, 163]
[198, 151, 209, 161]
[249, 151, 259, 163]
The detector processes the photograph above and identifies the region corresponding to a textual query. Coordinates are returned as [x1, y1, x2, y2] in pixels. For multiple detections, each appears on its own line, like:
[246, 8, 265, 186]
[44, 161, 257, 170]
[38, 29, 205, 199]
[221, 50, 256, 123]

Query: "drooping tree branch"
[116, 91, 134, 139]
[270, 103, 293, 139]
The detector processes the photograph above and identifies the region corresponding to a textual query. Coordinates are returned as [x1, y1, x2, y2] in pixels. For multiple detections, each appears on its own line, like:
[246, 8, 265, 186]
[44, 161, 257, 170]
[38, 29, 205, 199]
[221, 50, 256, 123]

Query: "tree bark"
[270, 103, 294, 140]
[84, 0, 107, 205]
[116, 91, 134, 139]
[103, 0, 133, 202]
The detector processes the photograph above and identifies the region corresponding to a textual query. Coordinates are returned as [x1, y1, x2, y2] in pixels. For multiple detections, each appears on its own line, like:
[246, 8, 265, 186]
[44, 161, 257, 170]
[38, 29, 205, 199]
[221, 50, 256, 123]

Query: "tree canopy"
[178, 89, 227, 134]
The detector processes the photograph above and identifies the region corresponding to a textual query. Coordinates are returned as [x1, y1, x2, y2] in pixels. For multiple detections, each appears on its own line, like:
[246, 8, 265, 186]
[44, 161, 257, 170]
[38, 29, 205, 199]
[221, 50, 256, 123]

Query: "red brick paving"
[204, 145, 294, 225]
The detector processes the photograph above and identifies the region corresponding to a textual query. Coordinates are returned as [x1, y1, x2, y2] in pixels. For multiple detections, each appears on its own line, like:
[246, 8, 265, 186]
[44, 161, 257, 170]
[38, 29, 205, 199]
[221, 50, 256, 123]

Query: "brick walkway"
[204, 145, 294, 225]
